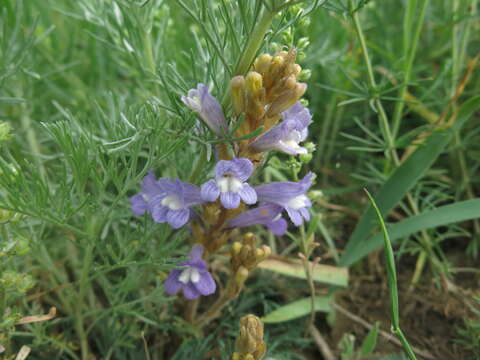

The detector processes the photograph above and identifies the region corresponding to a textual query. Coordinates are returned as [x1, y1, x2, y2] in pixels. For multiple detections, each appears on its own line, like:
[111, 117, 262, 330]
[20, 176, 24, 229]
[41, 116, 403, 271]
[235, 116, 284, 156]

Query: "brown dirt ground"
[327, 248, 480, 360]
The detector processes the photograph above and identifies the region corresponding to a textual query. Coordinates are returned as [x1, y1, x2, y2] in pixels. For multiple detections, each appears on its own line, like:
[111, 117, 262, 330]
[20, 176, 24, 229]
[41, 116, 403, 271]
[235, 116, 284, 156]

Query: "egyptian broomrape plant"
[130, 49, 314, 331]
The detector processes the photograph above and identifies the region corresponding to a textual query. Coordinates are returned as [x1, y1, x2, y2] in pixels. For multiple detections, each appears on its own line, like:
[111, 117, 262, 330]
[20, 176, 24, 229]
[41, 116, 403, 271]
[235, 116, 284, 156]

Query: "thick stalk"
[234, 8, 276, 76]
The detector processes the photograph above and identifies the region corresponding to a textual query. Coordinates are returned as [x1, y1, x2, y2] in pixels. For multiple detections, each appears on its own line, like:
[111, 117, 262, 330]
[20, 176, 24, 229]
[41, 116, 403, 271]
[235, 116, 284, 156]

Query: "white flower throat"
[161, 194, 183, 210]
[178, 267, 200, 284]
[217, 175, 243, 193]
[287, 194, 308, 210]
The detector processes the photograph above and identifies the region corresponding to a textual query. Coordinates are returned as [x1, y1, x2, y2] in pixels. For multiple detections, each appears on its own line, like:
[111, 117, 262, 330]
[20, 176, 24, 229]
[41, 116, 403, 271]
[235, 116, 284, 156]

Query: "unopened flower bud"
[235, 315, 266, 360]
[284, 74, 297, 90]
[231, 76, 246, 115]
[297, 51, 306, 62]
[267, 83, 307, 117]
[299, 153, 313, 163]
[304, 142, 316, 153]
[245, 72, 263, 95]
[235, 266, 249, 284]
[297, 37, 310, 49]
[290, 64, 302, 77]
[254, 54, 272, 75]
[270, 56, 285, 74]
[298, 69, 311, 81]
[232, 241, 243, 255]
[230, 353, 241, 360]
[277, 50, 289, 59]
[262, 246, 272, 259]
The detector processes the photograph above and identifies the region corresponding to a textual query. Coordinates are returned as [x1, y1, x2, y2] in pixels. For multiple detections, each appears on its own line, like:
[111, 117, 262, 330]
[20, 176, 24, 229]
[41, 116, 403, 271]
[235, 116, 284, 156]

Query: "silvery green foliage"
[0, 0, 326, 358]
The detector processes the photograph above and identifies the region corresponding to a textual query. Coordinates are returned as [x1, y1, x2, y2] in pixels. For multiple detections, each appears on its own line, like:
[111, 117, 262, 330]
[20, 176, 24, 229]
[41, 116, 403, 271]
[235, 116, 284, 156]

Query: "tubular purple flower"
[181, 83, 228, 136]
[228, 203, 288, 235]
[130, 170, 160, 216]
[249, 102, 312, 155]
[130, 172, 203, 229]
[164, 245, 216, 300]
[201, 158, 257, 209]
[254, 172, 314, 226]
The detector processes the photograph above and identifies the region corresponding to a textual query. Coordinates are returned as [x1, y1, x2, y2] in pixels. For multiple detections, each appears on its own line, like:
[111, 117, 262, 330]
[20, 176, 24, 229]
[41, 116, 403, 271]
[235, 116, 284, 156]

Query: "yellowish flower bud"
[232, 241, 243, 255]
[255, 248, 264, 259]
[289, 63, 302, 77]
[253, 54, 272, 75]
[230, 353, 242, 360]
[267, 82, 306, 117]
[284, 74, 297, 90]
[235, 266, 249, 285]
[235, 315, 266, 359]
[245, 72, 263, 95]
[231, 76, 246, 115]
[261, 245, 272, 259]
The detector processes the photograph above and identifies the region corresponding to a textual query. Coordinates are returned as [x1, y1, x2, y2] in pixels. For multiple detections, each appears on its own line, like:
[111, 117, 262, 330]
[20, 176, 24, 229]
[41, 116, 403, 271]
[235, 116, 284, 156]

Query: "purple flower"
[130, 171, 160, 216]
[254, 172, 314, 226]
[228, 203, 288, 235]
[181, 83, 228, 136]
[250, 102, 312, 155]
[201, 158, 257, 209]
[164, 245, 216, 300]
[130, 171, 203, 229]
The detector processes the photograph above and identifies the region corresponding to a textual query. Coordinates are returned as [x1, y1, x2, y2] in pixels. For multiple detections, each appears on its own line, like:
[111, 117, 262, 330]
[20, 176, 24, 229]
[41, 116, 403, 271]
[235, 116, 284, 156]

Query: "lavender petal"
[238, 184, 257, 205]
[267, 218, 288, 235]
[151, 205, 168, 223]
[201, 179, 220, 202]
[228, 204, 283, 228]
[130, 194, 148, 216]
[164, 269, 183, 295]
[194, 271, 216, 296]
[182, 282, 201, 300]
[220, 192, 241, 209]
[285, 207, 303, 226]
[166, 209, 190, 228]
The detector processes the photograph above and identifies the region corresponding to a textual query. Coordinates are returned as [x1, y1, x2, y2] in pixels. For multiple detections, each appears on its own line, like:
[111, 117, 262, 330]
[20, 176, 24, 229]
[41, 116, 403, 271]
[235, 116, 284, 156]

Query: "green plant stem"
[394, 328, 419, 360]
[76, 243, 94, 360]
[16, 85, 46, 181]
[348, 0, 398, 164]
[292, 169, 316, 331]
[234, 7, 275, 76]
[143, 27, 160, 97]
[391, 0, 430, 137]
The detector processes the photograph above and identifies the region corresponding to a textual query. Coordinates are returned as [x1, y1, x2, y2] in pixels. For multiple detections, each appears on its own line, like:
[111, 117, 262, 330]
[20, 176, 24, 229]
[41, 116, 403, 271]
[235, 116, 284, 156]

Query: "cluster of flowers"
[131, 83, 313, 300]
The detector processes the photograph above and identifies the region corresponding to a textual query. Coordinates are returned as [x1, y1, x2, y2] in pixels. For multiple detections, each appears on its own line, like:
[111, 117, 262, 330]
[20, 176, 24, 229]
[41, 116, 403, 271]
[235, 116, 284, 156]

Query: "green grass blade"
[364, 189, 417, 360]
[341, 198, 480, 265]
[340, 96, 480, 267]
[262, 295, 332, 323]
[258, 258, 348, 287]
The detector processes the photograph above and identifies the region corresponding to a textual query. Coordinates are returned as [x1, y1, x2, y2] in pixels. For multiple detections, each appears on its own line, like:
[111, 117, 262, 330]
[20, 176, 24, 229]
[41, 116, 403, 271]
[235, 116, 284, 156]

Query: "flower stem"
[348, 0, 398, 165]
[234, 8, 276, 76]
